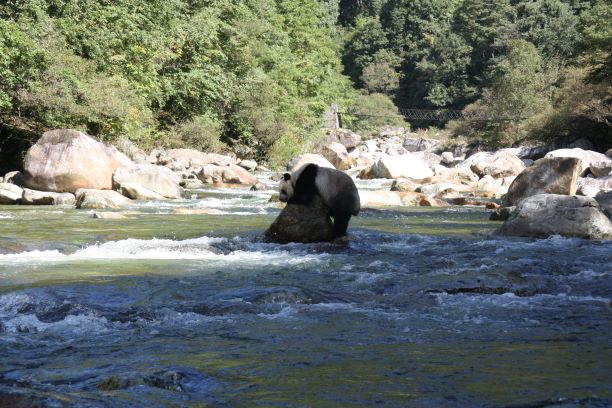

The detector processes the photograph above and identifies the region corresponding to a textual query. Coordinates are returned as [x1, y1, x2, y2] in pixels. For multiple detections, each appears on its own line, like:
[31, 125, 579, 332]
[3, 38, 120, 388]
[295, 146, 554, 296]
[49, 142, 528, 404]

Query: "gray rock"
[545, 148, 610, 176]
[76, 189, 133, 209]
[3, 171, 24, 186]
[0, 183, 23, 204]
[371, 154, 433, 179]
[21, 188, 76, 205]
[265, 196, 335, 243]
[489, 206, 515, 221]
[589, 160, 612, 178]
[498, 194, 612, 239]
[403, 138, 441, 153]
[238, 159, 258, 172]
[321, 142, 353, 170]
[390, 178, 421, 192]
[323, 128, 361, 150]
[118, 183, 166, 200]
[577, 176, 612, 197]
[595, 190, 612, 218]
[503, 157, 581, 207]
[113, 164, 182, 199]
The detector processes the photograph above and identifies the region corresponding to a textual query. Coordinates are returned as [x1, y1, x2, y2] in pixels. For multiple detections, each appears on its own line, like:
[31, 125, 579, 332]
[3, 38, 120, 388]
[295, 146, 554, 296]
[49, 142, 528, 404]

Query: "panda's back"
[315, 167, 360, 215]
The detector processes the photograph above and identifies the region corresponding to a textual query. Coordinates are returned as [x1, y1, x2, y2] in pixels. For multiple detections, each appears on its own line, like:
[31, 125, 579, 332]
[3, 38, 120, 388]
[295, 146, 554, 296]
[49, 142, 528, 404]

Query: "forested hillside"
[0, 0, 610, 168]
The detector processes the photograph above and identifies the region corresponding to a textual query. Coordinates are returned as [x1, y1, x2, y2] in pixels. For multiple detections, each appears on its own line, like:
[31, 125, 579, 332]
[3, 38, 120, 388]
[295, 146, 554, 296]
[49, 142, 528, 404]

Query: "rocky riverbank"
[1, 127, 611, 239]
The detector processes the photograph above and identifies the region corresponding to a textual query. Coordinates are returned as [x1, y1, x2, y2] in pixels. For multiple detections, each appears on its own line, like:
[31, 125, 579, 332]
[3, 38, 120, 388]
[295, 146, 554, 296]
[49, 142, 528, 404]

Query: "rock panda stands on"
[279, 164, 360, 237]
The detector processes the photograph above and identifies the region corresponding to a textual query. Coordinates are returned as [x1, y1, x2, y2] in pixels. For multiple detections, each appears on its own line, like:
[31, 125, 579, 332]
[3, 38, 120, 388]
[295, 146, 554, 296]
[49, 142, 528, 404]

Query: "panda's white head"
[279, 173, 294, 202]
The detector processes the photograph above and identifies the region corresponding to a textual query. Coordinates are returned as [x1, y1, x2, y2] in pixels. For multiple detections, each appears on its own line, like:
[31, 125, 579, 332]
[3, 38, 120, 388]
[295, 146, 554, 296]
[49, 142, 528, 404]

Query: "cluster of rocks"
[0, 129, 260, 210]
[284, 128, 612, 240]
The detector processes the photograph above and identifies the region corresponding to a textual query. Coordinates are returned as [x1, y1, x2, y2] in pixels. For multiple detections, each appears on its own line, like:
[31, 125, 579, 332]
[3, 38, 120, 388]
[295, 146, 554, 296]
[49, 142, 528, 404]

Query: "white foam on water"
[2, 312, 111, 335]
[0, 236, 328, 266]
[436, 292, 611, 309]
[0, 212, 13, 219]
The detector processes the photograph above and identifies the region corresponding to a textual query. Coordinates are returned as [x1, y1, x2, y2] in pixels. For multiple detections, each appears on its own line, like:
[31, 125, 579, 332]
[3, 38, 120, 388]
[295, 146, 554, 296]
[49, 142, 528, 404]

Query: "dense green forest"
[0, 0, 610, 168]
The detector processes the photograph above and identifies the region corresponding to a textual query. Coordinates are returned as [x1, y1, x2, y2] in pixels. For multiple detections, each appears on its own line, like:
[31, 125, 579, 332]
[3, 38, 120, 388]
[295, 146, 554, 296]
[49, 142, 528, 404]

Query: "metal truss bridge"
[339, 108, 518, 122]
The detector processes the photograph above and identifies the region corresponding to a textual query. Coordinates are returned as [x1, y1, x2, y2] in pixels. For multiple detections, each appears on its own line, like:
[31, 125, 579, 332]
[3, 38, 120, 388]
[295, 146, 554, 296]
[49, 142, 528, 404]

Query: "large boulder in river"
[76, 189, 133, 209]
[371, 154, 434, 179]
[502, 157, 581, 207]
[321, 142, 354, 170]
[113, 164, 182, 199]
[545, 148, 611, 176]
[265, 195, 335, 243]
[287, 154, 335, 172]
[460, 150, 525, 179]
[498, 194, 612, 240]
[23, 129, 132, 193]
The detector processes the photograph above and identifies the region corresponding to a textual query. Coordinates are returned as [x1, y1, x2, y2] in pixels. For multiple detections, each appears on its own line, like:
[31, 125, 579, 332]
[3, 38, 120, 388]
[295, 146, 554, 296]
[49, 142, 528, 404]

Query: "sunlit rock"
[498, 194, 612, 239]
[113, 164, 182, 199]
[21, 188, 76, 205]
[265, 195, 335, 243]
[76, 189, 133, 209]
[23, 129, 132, 193]
[503, 157, 581, 207]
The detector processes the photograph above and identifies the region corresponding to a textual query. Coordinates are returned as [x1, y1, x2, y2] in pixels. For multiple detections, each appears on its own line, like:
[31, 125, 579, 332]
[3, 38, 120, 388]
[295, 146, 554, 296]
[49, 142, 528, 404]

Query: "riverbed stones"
[359, 190, 422, 206]
[502, 157, 581, 207]
[197, 164, 258, 185]
[390, 178, 421, 192]
[21, 188, 76, 205]
[498, 194, 612, 239]
[403, 137, 441, 153]
[161, 149, 236, 170]
[23, 129, 132, 193]
[0, 183, 23, 204]
[371, 154, 434, 179]
[545, 148, 610, 176]
[76, 189, 133, 209]
[113, 164, 182, 199]
[265, 195, 335, 243]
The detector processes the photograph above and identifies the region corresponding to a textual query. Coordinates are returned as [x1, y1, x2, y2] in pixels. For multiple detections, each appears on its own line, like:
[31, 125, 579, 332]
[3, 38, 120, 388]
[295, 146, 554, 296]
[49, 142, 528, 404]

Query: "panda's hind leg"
[332, 214, 351, 238]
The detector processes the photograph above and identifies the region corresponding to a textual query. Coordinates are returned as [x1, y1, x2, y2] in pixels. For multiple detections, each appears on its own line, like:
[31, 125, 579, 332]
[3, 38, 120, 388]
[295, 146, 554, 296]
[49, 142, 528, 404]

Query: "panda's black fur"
[280, 164, 360, 237]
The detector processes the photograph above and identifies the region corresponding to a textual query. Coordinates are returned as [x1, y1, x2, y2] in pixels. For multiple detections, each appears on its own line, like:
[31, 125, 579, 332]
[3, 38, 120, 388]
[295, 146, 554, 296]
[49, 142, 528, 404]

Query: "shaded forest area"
[0, 0, 610, 171]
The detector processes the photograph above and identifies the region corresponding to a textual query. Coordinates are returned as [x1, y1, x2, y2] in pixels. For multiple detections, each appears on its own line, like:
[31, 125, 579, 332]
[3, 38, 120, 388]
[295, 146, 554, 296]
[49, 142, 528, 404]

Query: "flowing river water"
[0, 177, 611, 407]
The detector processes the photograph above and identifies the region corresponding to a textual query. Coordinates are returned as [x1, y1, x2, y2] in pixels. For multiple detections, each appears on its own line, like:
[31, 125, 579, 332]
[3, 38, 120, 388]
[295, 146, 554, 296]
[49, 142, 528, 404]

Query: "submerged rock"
[265, 196, 335, 243]
[498, 194, 612, 239]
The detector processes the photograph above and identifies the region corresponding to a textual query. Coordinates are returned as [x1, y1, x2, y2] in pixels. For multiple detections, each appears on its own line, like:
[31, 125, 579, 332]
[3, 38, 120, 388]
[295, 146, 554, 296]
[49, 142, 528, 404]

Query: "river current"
[0, 178, 611, 407]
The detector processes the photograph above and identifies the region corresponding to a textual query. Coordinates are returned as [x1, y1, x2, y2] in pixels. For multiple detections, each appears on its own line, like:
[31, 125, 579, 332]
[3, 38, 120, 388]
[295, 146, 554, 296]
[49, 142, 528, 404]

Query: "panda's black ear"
[283, 173, 291, 181]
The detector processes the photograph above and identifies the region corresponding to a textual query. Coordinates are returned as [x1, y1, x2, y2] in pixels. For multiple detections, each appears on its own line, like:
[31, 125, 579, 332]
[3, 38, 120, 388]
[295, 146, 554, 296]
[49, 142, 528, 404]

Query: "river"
[1, 177, 611, 407]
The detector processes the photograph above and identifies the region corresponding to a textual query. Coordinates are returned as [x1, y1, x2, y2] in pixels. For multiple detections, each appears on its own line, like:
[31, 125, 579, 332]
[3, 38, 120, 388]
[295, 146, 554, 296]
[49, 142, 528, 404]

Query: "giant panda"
[279, 163, 360, 237]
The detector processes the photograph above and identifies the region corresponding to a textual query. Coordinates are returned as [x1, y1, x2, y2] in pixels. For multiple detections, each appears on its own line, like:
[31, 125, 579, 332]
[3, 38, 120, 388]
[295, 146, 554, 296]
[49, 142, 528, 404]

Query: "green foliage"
[0, 0, 354, 162]
[578, 0, 612, 82]
[0, 19, 46, 114]
[343, 93, 409, 137]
